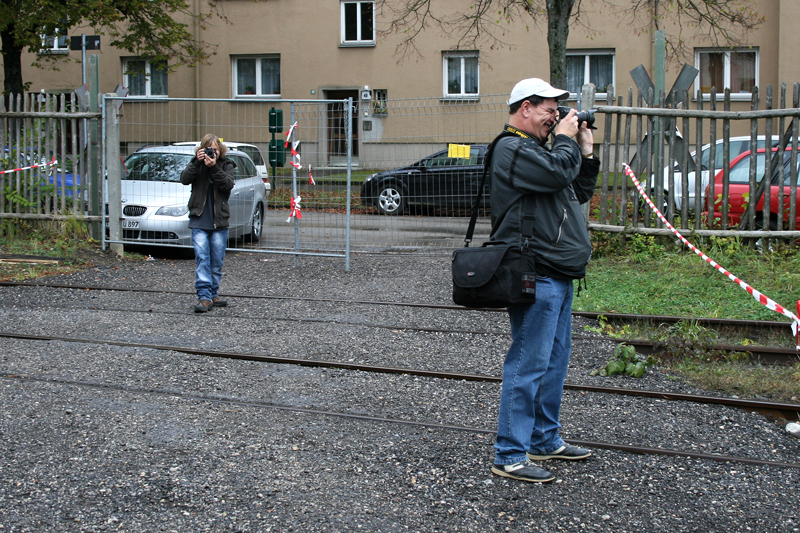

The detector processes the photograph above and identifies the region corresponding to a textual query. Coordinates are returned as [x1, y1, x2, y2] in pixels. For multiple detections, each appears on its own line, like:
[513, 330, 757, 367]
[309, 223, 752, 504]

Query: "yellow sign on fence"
[447, 144, 470, 159]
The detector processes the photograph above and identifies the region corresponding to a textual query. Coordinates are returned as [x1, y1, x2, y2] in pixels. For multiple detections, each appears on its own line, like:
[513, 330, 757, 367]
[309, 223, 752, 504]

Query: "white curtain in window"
[127, 60, 147, 96]
[566, 57, 584, 94]
[730, 51, 756, 93]
[464, 57, 478, 94]
[261, 58, 280, 95]
[150, 61, 168, 96]
[237, 58, 257, 94]
[699, 52, 724, 92]
[447, 58, 461, 94]
[589, 55, 613, 93]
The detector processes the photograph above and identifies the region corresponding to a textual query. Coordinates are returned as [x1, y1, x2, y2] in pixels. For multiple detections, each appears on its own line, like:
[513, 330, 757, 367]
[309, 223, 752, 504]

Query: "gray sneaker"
[527, 444, 592, 461]
[491, 461, 555, 483]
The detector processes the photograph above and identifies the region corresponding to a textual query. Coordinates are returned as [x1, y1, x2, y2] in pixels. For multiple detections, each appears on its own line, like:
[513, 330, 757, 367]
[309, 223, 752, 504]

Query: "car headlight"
[155, 204, 189, 217]
[364, 173, 376, 183]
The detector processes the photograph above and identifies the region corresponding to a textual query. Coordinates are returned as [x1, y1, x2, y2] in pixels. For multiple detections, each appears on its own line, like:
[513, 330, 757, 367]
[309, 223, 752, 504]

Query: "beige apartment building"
[8, 0, 800, 164]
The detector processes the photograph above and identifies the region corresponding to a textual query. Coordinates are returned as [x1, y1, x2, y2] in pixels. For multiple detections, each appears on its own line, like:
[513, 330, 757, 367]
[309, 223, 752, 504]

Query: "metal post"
[105, 94, 123, 257]
[345, 98, 352, 271]
[81, 34, 87, 86]
[88, 55, 100, 240]
[290, 103, 299, 267]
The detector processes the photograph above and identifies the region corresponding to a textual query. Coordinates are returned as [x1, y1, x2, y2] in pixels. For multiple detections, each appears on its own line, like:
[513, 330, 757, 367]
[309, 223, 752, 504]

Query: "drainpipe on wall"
[193, 0, 201, 139]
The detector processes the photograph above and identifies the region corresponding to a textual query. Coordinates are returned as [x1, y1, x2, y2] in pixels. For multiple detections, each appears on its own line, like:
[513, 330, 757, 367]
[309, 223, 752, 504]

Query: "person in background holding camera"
[489, 78, 600, 483]
[180, 134, 236, 313]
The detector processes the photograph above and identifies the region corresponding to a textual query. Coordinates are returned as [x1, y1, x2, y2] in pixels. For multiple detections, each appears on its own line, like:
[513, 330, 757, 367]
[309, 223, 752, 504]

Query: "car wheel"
[745, 215, 779, 251]
[246, 203, 263, 242]
[377, 184, 405, 215]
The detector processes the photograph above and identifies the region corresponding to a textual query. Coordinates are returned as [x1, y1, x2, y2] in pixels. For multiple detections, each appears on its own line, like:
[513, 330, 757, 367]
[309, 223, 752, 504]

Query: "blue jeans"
[494, 277, 574, 465]
[192, 228, 228, 301]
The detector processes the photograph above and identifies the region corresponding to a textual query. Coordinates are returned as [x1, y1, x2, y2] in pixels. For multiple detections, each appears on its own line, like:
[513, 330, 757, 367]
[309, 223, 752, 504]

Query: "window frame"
[123, 58, 169, 98]
[442, 51, 480, 100]
[565, 49, 615, 100]
[340, 1, 375, 47]
[695, 48, 759, 101]
[39, 20, 69, 55]
[231, 55, 281, 98]
[372, 89, 388, 115]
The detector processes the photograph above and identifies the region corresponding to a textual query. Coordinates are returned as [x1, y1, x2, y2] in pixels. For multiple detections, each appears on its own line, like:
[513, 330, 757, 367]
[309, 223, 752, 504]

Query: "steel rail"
[1, 331, 797, 421]
[2, 279, 796, 328]
[2, 372, 798, 470]
[1, 285, 797, 364]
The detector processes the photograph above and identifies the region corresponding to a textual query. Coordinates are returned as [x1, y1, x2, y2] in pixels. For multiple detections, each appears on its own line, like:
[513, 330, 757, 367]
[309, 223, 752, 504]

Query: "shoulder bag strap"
[464, 130, 516, 246]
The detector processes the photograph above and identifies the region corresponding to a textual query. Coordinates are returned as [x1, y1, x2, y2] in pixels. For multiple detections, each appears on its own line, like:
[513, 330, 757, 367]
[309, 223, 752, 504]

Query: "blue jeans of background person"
[494, 277, 574, 465]
[192, 228, 228, 301]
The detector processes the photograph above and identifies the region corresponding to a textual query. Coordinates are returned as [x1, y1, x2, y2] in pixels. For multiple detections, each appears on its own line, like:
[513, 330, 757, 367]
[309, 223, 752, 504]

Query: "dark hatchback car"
[360, 145, 488, 215]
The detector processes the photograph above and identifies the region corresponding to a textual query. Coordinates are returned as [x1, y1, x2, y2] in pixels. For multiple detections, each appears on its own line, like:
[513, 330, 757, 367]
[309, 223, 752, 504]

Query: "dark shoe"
[212, 296, 228, 307]
[194, 299, 213, 313]
[491, 461, 555, 483]
[527, 445, 592, 461]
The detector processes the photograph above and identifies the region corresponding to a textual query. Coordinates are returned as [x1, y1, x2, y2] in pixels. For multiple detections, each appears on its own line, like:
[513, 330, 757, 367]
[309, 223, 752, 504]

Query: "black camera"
[556, 106, 597, 130]
[204, 147, 216, 158]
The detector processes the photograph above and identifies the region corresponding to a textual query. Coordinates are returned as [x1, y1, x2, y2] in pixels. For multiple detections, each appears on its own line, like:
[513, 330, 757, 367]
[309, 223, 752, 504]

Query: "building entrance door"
[325, 90, 359, 166]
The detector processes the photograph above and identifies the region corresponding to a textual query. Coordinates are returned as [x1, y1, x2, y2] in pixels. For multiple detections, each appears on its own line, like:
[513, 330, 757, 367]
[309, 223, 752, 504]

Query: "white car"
[650, 135, 781, 214]
[118, 145, 266, 246]
[173, 141, 270, 196]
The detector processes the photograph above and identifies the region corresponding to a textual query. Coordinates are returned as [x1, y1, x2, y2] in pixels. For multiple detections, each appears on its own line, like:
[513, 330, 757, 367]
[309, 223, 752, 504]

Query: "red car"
[704, 147, 800, 230]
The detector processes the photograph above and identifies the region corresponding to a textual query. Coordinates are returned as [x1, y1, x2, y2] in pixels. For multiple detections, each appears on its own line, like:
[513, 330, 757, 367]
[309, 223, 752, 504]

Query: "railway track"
[2, 370, 798, 470]
[2, 279, 798, 364]
[2, 278, 799, 474]
[1, 329, 797, 422]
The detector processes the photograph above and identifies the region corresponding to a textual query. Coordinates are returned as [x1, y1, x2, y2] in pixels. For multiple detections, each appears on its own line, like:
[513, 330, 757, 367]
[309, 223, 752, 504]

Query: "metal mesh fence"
[107, 95, 512, 257]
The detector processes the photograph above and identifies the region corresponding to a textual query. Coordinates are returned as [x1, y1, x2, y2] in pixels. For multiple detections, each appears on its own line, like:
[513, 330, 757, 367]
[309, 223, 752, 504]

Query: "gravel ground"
[0, 249, 799, 532]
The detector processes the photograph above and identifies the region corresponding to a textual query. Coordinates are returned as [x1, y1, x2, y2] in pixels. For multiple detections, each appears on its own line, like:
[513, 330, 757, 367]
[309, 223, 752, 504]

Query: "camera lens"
[204, 147, 215, 158]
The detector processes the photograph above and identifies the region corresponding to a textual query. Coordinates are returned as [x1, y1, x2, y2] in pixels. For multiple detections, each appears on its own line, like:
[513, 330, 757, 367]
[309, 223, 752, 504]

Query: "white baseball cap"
[508, 78, 569, 106]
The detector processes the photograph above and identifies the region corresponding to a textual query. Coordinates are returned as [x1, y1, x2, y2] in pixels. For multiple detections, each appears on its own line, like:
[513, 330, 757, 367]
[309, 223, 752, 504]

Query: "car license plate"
[122, 219, 139, 229]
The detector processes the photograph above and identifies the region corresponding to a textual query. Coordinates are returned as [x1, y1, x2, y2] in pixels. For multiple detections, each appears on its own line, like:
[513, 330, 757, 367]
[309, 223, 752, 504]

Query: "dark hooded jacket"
[489, 128, 600, 279]
[180, 156, 236, 229]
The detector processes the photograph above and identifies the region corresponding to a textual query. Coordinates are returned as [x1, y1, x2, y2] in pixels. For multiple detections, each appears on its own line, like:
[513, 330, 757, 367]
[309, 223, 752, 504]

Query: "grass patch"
[582, 233, 800, 403]
[0, 234, 104, 281]
[670, 360, 800, 403]
[579, 234, 800, 323]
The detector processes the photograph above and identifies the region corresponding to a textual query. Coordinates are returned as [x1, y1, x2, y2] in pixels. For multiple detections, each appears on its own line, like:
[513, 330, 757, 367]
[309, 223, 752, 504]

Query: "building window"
[341, 1, 375, 45]
[123, 59, 168, 97]
[566, 51, 614, 97]
[696, 48, 757, 97]
[233, 56, 280, 97]
[40, 19, 69, 55]
[443, 52, 479, 98]
[372, 89, 388, 115]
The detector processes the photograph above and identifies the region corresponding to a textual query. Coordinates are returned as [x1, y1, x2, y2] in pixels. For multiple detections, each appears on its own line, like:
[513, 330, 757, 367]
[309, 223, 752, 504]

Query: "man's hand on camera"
[553, 108, 579, 139]
[576, 122, 595, 156]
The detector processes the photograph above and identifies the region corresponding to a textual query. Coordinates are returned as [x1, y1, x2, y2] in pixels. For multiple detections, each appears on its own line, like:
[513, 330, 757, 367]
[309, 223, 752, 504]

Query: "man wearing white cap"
[489, 78, 599, 483]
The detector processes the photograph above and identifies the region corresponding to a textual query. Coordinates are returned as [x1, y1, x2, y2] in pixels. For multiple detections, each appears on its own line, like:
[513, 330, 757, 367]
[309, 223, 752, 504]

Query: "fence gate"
[0, 93, 103, 236]
[103, 96, 353, 268]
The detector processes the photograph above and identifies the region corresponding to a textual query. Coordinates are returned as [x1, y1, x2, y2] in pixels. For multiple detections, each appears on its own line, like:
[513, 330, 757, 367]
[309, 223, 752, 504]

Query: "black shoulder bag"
[451, 134, 537, 308]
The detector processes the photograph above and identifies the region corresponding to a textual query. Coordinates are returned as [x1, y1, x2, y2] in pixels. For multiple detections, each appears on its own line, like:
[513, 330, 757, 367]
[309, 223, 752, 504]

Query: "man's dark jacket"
[489, 130, 600, 279]
[180, 156, 236, 229]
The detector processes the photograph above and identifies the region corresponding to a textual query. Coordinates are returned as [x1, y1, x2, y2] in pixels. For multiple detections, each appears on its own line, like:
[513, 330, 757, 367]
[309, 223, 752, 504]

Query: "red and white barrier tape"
[289, 140, 302, 170]
[284, 121, 298, 148]
[286, 195, 302, 222]
[308, 165, 314, 185]
[623, 163, 800, 349]
[0, 157, 57, 175]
